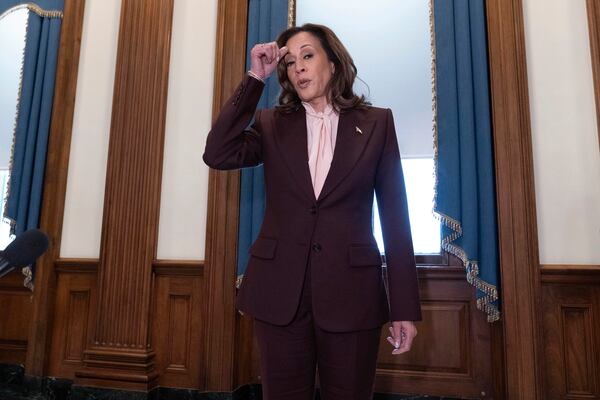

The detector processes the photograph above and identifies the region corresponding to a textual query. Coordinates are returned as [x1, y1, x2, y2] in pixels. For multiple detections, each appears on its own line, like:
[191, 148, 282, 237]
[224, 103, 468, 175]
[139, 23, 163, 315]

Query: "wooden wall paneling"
[374, 268, 493, 399]
[0, 270, 33, 365]
[47, 260, 98, 379]
[24, 0, 86, 377]
[203, 0, 249, 391]
[542, 282, 600, 399]
[587, 0, 600, 150]
[152, 261, 204, 389]
[541, 266, 600, 399]
[485, 0, 544, 398]
[233, 313, 261, 389]
[74, 0, 174, 391]
[490, 317, 506, 400]
[541, 265, 600, 285]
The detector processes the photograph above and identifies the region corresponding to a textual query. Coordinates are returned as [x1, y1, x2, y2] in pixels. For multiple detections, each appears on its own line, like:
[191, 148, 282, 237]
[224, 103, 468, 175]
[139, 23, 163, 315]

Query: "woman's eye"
[303, 53, 313, 60]
[286, 61, 295, 67]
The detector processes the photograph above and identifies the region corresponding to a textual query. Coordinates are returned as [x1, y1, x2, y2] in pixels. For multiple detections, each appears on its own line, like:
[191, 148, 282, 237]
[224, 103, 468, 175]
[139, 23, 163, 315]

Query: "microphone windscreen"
[3, 229, 49, 267]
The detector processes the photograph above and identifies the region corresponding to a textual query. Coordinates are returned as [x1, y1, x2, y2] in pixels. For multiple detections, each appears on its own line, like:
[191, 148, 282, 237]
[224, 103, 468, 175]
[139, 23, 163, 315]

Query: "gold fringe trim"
[429, 0, 500, 323]
[0, 3, 63, 19]
[236, 274, 245, 315]
[26, 3, 63, 18]
[429, 0, 439, 199]
[433, 211, 500, 322]
[22, 265, 34, 291]
[287, 0, 296, 28]
[0, 3, 63, 20]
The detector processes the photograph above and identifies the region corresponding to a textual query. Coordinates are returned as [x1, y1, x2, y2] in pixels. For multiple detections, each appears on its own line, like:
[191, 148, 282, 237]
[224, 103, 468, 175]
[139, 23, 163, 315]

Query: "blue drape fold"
[237, 0, 288, 284]
[433, 0, 500, 322]
[3, 1, 64, 289]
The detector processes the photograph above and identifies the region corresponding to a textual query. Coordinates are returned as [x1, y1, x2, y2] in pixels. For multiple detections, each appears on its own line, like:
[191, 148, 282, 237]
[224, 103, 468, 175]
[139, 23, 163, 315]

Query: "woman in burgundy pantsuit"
[203, 24, 421, 400]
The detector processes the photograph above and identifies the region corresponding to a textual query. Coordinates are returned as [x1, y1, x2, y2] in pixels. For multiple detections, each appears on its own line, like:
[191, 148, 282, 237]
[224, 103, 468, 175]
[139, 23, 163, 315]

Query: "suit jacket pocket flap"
[349, 245, 383, 267]
[249, 237, 277, 259]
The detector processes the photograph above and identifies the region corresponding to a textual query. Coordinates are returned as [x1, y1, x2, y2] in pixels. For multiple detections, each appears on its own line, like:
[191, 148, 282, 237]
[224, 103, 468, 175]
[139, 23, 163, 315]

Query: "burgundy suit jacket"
[203, 75, 421, 332]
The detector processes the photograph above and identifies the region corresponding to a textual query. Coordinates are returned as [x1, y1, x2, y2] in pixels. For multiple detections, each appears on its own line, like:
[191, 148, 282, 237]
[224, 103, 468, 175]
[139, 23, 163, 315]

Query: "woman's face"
[283, 31, 335, 110]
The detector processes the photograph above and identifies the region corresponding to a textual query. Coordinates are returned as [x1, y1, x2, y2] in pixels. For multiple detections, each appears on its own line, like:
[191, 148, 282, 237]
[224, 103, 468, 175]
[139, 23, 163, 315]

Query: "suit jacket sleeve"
[203, 75, 265, 170]
[375, 109, 422, 321]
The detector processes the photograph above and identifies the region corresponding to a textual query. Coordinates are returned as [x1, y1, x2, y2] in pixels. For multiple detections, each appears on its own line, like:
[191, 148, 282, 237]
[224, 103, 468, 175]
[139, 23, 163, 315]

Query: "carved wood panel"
[374, 268, 493, 399]
[378, 301, 470, 375]
[0, 270, 32, 364]
[47, 261, 97, 379]
[153, 262, 204, 389]
[542, 269, 600, 400]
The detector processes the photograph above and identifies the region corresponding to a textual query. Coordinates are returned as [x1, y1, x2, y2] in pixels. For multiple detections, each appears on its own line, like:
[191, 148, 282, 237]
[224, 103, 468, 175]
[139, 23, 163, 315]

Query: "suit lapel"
[317, 110, 376, 202]
[274, 107, 317, 203]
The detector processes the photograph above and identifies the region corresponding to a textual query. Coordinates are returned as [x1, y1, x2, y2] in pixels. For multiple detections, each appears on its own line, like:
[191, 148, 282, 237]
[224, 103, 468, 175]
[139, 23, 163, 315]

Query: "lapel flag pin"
[355, 126, 363, 135]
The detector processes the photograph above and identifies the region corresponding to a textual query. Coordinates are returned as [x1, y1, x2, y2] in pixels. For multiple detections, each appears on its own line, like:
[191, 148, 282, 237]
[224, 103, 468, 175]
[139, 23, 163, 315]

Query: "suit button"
[312, 243, 322, 252]
[308, 206, 317, 215]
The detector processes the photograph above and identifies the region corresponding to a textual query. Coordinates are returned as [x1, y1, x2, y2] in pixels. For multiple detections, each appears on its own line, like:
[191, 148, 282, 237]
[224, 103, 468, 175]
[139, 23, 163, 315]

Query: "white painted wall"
[61, 0, 217, 259]
[523, 0, 600, 264]
[60, 0, 121, 258]
[156, 0, 218, 260]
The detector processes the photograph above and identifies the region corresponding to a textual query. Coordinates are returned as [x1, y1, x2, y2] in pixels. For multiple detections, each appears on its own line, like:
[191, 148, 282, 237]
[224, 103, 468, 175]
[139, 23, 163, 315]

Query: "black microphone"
[0, 229, 49, 279]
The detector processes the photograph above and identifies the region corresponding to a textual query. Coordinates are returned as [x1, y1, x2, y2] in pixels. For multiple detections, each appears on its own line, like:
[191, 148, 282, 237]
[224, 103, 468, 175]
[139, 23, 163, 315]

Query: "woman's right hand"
[249, 42, 288, 81]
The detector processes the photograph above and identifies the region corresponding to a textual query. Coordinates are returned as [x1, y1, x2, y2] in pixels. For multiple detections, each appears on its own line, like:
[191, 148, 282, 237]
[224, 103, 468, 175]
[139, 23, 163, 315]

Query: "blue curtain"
[2, 0, 64, 288]
[237, 0, 288, 285]
[433, 0, 500, 322]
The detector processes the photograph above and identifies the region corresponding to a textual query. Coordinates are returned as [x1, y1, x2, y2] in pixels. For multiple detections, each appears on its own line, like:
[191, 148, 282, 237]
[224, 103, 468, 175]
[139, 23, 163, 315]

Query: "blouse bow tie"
[302, 102, 338, 198]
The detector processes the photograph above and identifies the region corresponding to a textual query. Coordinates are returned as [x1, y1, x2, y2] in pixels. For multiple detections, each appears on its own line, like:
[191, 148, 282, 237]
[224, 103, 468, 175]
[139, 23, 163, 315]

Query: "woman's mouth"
[297, 79, 311, 89]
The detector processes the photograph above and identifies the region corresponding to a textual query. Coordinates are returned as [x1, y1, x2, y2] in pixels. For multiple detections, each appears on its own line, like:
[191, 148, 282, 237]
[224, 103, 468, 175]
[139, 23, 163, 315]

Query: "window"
[297, 0, 441, 259]
[0, 170, 13, 249]
[0, 7, 28, 250]
[374, 158, 440, 255]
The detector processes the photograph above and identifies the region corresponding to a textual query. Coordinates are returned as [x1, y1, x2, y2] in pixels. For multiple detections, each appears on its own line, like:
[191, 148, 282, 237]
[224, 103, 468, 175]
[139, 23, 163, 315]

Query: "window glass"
[297, 0, 440, 255]
[0, 7, 28, 250]
[374, 158, 440, 254]
[0, 170, 14, 249]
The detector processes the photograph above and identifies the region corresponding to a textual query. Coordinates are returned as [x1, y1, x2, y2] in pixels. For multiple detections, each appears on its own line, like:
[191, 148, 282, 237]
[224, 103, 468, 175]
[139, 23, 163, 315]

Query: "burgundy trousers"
[254, 261, 382, 400]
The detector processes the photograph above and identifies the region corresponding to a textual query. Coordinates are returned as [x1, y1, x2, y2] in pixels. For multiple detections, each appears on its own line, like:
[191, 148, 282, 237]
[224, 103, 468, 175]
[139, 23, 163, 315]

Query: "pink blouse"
[302, 102, 339, 198]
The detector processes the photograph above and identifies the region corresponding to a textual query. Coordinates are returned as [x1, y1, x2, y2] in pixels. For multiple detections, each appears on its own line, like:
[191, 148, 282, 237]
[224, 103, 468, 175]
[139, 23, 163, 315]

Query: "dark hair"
[275, 23, 370, 113]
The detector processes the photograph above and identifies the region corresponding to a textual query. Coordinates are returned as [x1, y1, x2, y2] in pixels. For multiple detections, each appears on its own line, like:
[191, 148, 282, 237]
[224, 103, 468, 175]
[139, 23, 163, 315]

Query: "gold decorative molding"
[287, 0, 296, 27]
[0, 3, 63, 20]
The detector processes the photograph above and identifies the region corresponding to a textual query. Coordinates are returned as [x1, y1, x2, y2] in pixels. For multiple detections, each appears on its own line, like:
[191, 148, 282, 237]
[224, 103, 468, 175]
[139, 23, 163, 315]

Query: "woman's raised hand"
[249, 42, 288, 81]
